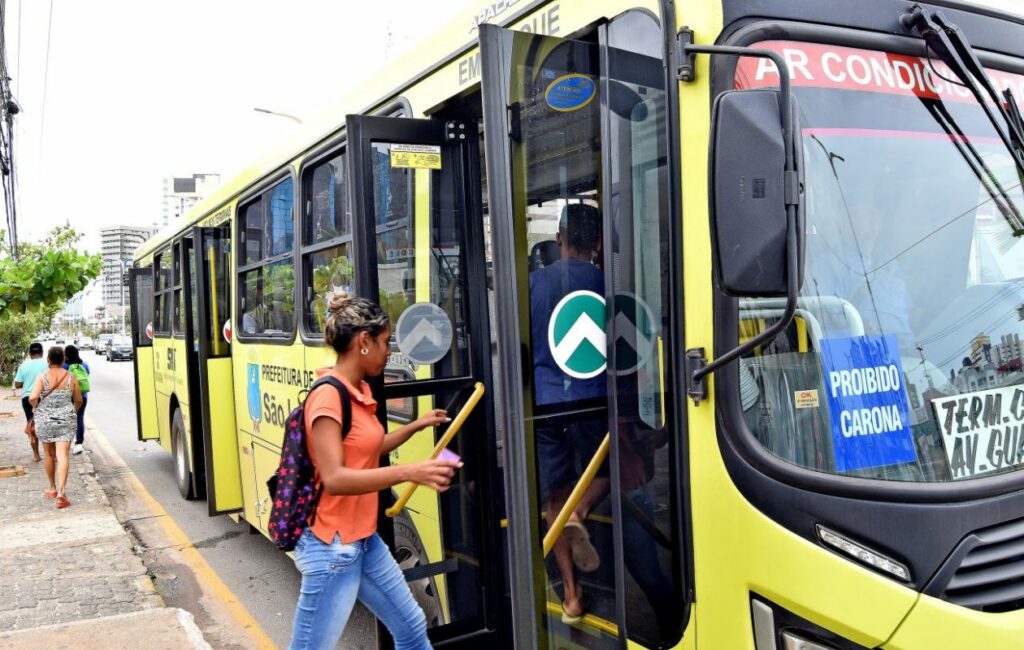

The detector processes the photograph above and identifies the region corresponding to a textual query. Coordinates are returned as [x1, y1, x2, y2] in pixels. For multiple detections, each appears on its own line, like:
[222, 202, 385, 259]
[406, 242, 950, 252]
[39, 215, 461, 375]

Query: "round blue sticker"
[544, 74, 597, 112]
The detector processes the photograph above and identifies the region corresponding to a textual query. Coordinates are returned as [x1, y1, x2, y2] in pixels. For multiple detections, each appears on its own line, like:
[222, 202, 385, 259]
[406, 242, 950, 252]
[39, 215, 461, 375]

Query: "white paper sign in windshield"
[932, 386, 1024, 480]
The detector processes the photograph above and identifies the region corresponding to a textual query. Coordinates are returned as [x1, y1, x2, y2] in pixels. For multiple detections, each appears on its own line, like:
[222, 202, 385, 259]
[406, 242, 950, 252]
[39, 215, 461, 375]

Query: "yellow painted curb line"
[86, 416, 277, 650]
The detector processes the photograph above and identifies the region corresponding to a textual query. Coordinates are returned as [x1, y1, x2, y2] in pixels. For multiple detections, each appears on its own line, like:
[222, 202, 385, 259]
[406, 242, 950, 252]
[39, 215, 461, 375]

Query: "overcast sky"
[6, 0, 1024, 258]
[7, 0, 479, 256]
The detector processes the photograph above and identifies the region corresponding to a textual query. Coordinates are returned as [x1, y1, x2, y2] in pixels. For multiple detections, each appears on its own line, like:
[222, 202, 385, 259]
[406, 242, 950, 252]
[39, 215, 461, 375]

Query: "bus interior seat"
[529, 240, 560, 271]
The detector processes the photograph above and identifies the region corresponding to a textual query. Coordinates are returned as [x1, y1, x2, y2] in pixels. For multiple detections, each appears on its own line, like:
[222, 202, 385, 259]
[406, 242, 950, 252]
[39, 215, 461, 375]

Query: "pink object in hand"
[438, 448, 461, 464]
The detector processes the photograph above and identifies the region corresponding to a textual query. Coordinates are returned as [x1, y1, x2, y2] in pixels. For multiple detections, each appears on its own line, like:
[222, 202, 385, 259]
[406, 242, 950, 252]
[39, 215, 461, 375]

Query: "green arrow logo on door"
[548, 290, 607, 379]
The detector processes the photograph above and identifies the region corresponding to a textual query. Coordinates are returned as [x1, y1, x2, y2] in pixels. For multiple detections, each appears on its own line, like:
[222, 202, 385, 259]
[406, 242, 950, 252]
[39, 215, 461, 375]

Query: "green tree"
[0, 226, 100, 381]
[0, 226, 102, 319]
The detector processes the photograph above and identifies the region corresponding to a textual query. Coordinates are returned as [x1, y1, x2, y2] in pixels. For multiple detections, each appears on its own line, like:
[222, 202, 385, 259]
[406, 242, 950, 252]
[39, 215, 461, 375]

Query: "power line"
[37, 0, 51, 155]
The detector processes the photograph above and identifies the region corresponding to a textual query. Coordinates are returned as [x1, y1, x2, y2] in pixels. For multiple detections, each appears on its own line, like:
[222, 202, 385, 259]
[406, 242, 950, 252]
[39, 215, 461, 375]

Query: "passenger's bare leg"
[547, 486, 584, 617]
[27, 432, 40, 462]
[56, 441, 71, 498]
[43, 442, 57, 492]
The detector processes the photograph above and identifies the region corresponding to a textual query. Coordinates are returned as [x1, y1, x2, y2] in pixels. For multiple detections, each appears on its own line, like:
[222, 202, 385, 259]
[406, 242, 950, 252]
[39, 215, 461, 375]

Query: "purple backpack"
[266, 376, 351, 551]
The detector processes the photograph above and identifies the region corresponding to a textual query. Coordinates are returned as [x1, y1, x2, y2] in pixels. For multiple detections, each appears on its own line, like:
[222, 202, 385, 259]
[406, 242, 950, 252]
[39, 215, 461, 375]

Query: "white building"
[101, 226, 154, 308]
[160, 173, 221, 228]
[56, 293, 84, 331]
[996, 332, 1023, 367]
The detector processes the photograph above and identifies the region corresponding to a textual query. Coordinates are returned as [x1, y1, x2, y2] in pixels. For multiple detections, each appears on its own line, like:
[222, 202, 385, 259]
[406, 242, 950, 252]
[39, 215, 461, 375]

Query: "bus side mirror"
[710, 89, 804, 297]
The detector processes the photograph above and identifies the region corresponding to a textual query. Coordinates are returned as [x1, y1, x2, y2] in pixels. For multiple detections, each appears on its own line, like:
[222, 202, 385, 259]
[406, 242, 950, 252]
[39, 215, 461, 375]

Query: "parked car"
[78, 336, 94, 350]
[107, 335, 134, 362]
[95, 334, 115, 354]
[55, 337, 65, 345]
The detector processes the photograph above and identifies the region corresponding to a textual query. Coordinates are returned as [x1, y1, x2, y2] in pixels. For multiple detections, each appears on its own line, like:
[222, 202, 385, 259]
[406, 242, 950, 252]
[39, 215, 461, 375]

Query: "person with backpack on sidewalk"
[63, 345, 90, 455]
[29, 346, 83, 509]
[14, 342, 47, 463]
[286, 292, 460, 650]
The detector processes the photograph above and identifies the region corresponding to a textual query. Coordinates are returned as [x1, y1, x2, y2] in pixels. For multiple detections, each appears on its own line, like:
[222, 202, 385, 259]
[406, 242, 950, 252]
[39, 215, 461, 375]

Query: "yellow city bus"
[128, 0, 1024, 647]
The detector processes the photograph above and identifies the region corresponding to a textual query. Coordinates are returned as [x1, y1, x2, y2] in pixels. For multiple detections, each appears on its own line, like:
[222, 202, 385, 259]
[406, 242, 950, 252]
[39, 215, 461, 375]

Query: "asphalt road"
[83, 353, 376, 649]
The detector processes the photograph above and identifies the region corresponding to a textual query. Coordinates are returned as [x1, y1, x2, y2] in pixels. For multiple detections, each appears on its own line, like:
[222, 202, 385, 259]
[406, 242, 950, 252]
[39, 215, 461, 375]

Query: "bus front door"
[345, 114, 506, 647]
[480, 17, 688, 649]
[191, 223, 243, 515]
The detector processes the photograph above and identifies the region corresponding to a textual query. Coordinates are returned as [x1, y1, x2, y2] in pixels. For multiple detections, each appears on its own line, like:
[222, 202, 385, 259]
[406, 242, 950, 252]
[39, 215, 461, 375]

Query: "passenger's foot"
[43, 489, 58, 499]
[72, 444, 83, 455]
[563, 520, 600, 572]
[55, 496, 70, 509]
[561, 591, 587, 625]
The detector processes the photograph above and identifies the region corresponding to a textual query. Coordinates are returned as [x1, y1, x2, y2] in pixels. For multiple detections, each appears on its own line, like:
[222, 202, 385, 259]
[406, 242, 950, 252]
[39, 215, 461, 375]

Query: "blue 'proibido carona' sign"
[818, 334, 916, 472]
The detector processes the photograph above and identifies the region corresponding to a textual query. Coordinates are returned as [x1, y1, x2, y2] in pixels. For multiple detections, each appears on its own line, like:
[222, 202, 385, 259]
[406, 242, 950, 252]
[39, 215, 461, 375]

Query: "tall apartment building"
[101, 226, 154, 308]
[996, 332, 1023, 367]
[160, 173, 221, 229]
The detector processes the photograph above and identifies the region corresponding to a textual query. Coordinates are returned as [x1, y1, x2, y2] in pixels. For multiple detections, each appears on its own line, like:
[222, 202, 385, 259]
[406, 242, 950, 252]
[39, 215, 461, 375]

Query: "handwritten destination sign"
[932, 386, 1024, 480]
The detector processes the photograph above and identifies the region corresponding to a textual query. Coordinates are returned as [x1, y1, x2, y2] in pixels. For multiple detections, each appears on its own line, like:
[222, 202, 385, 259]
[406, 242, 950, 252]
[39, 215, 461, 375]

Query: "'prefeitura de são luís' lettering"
[933, 386, 1024, 480]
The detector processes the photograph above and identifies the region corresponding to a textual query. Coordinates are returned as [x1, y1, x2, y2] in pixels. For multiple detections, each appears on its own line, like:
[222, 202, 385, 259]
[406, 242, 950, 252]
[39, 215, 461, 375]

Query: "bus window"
[732, 41, 1024, 485]
[237, 177, 296, 339]
[172, 240, 187, 336]
[133, 264, 154, 347]
[302, 151, 354, 335]
[154, 249, 173, 335]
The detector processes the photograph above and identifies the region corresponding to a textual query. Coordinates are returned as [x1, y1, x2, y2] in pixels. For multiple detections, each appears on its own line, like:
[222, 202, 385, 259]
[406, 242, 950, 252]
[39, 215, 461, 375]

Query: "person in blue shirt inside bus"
[529, 203, 610, 624]
[14, 342, 47, 462]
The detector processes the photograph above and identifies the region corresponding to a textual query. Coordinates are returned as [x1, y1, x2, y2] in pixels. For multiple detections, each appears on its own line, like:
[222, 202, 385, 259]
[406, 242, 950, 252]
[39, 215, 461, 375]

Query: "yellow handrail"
[385, 381, 485, 518]
[542, 432, 610, 558]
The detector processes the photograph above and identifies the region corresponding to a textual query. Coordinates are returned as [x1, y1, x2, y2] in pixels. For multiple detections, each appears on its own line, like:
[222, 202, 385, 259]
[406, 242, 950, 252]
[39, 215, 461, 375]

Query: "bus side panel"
[252, 439, 280, 537]
[135, 347, 160, 440]
[238, 433, 260, 529]
[207, 356, 243, 511]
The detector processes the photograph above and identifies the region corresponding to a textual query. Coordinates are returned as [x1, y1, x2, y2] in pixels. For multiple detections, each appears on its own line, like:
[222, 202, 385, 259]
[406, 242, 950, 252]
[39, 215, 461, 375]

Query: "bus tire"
[172, 408, 197, 500]
[393, 513, 442, 628]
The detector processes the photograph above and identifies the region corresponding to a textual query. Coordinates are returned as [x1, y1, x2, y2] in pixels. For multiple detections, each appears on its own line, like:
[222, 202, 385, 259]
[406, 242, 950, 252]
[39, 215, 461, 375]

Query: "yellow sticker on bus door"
[390, 144, 442, 170]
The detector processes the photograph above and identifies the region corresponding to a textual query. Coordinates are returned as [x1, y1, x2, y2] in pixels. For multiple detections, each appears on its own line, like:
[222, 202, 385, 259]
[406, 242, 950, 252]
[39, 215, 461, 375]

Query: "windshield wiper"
[902, 4, 1024, 200]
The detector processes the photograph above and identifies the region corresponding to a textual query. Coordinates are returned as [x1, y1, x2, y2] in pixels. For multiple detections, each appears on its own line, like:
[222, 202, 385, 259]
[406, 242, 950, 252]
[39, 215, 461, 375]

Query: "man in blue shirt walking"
[14, 342, 47, 462]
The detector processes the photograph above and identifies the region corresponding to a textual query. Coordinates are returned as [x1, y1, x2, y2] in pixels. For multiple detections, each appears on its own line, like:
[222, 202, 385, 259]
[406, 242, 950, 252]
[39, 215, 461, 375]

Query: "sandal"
[563, 521, 600, 572]
[561, 591, 590, 625]
[55, 496, 70, 509]
[44, 489, 58, 499]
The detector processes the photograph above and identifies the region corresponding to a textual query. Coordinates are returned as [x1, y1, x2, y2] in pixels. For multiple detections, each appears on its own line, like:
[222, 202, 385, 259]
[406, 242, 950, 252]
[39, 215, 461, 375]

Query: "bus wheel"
[393, 513, 442, 628]
[172, 408, 196, 500]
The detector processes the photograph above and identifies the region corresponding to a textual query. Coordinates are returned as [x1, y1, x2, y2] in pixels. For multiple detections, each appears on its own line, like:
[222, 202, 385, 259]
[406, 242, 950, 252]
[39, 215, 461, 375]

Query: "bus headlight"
[816, 524, 911, 582]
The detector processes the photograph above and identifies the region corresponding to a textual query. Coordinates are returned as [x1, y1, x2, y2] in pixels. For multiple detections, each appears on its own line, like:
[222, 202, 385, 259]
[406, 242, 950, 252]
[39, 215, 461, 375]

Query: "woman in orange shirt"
[288, 292, 460, 650]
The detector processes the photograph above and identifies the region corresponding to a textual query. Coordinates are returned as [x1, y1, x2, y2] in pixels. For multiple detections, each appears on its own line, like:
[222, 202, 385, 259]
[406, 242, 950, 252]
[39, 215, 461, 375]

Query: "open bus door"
[191, 223, 244, 515]
[345, 114, 507, 647]
[129, 265, 160, 441]
[480, 16, 689, 649]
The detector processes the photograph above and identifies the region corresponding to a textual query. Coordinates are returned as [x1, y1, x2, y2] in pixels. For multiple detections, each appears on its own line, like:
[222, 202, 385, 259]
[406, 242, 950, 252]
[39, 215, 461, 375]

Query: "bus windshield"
[735, 41, 1024, 483]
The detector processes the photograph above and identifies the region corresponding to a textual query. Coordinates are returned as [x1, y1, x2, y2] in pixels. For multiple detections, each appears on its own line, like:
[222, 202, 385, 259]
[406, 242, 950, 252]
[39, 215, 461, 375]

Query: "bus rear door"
[129, 265, 160, 441]
[192, 222, 244, 515]
[345, 114, 506, 647]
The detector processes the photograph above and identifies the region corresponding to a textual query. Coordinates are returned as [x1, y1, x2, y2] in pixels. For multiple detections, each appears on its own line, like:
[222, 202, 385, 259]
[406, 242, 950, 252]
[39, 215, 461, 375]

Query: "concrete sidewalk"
[0, 386, 211, 649]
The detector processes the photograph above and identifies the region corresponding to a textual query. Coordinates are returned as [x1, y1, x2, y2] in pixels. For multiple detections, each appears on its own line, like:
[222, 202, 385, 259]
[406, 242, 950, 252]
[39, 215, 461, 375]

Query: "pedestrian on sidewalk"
[287, 292, 458, 650]
[13, 342, 46, 463]
[63, 344, 91, 455]
[29, 346, 83, 509]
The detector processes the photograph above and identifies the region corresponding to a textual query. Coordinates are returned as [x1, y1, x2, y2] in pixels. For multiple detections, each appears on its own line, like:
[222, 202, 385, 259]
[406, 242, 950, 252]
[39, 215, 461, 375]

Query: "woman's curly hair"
[324, 291, 390, 354]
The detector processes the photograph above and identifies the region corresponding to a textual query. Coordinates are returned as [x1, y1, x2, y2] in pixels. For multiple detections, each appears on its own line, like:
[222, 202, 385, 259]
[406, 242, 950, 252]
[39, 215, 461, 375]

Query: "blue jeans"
[76, 394, 87, 445]
[288, 529, 431, 650]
